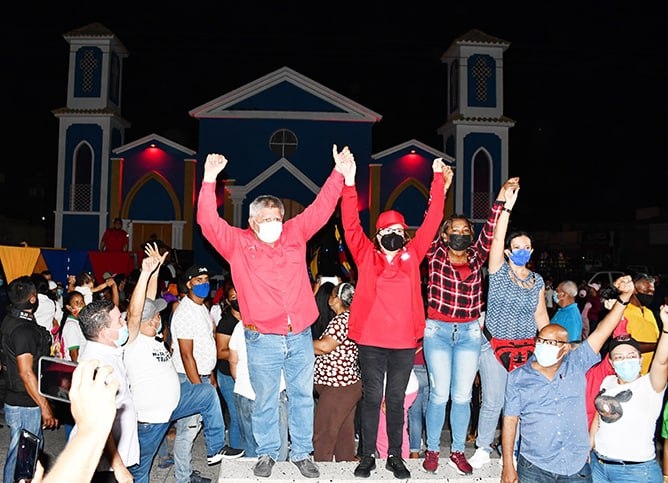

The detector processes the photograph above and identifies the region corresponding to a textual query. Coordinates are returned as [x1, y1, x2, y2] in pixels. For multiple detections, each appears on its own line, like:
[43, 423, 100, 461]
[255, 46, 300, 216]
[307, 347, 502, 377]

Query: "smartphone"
[38, 356, 77, 404]
[13, 428, 40, 483]
[320, 276, 339, 285]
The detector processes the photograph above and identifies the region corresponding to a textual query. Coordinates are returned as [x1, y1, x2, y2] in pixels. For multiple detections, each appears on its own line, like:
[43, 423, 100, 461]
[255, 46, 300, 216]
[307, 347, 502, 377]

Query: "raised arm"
[586, 275, 634, 354]
[649, 305, 668, 392]
[126, 244, 165, 343]
[488, 182, 519, 274]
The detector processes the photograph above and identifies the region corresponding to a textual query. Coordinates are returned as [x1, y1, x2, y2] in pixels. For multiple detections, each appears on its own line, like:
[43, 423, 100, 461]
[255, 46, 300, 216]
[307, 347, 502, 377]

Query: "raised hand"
[433, 158, 454, 191]
[203, 153, 228, 183]
[333, 144, 357, 185]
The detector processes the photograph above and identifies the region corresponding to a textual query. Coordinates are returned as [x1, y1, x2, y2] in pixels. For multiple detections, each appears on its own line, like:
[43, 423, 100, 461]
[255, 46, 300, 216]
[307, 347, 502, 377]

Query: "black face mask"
[447, 234, 473, 251]
[380, 233, 405, 251]
[636, 293, 654, 307]
[229, 300, 240, 312]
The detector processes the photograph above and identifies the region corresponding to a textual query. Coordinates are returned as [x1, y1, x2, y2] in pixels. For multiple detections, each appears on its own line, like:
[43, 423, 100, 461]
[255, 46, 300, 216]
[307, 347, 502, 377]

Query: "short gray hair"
[561, 281, 578, 297]
[249, 195, 285, 219]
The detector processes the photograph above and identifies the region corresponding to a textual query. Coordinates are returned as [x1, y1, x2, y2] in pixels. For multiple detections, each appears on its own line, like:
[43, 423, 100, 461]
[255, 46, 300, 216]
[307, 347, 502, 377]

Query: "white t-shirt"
[75, 285, 93, 305]
[594, 374, 665, 461]
[34, 294, 60, 335]
[61, 315, 86, 361]
[124, 333, 180, 423]
[229, 321, 285, 400]
[170, 296, 217, 375]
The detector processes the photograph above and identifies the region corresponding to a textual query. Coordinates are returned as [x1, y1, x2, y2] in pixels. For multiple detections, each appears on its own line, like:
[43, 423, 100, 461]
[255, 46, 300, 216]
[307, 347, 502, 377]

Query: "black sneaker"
[292, 457, 320, 478]
[386, 455, 411, 479]
[354, 455, 376, 478]
[253, 455, 276, 478]
[207, 445, 244, 465]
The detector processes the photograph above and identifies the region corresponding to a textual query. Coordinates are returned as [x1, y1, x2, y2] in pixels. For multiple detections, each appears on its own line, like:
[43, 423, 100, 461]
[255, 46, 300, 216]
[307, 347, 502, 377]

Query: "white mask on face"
[534, 342, 563, 367]
[256, 220, 283, 243]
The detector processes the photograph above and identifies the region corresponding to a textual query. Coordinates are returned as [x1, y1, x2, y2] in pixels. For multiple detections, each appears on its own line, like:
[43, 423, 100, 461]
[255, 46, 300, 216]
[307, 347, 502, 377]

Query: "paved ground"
[0, 409, 503, 482]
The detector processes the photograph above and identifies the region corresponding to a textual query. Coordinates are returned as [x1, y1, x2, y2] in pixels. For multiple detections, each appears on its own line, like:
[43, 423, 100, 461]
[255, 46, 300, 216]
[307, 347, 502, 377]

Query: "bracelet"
[503, 207, 512, 214]
[616, 297, 631, 306]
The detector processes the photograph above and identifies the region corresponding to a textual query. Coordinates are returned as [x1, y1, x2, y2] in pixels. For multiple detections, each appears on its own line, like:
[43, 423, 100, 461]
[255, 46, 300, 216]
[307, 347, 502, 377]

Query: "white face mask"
[534, 342, 563, 367]
[256, 220, 283, 243]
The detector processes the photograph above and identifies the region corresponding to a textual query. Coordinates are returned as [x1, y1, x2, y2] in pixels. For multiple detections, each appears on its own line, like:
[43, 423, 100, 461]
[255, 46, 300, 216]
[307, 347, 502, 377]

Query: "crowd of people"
[1, 145, 668, 483]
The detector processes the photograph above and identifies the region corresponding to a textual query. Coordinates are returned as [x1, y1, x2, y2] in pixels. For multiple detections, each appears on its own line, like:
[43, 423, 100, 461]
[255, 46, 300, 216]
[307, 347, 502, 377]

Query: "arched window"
[70, 143, 93, 211]
[269, 129, 298, 158]
[472, 150, 492, 220]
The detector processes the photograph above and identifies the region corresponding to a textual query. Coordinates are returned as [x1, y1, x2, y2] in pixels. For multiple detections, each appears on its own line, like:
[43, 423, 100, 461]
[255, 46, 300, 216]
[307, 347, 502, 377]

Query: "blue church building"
[51, 23, 513, 279]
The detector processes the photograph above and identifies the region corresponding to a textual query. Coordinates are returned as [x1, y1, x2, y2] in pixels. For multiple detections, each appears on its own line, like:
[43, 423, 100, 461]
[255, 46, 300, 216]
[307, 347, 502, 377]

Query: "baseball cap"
[588, 283, 601, 292]
[140, 298, 168, 322]
[608, 335, 641, 354]
[184, 265, 209, 281]
[376, 210, 408, 231]
[102, 271, 116, 280]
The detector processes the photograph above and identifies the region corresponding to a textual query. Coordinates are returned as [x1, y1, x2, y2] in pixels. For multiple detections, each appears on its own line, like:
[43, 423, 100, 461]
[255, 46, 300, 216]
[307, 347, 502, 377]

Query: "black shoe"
[354, 456, 376, 478]
[386, 455, 411, 479]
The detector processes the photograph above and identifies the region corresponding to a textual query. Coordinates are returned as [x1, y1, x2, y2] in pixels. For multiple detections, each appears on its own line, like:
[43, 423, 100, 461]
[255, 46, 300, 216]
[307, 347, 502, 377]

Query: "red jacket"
[341, 175, 445, 348]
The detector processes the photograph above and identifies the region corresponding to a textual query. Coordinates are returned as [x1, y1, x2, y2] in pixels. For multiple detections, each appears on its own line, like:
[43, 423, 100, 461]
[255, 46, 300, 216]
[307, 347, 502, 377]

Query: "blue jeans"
[216, 370, 241, 448]
[423, 319, 481, 453]
[234, 391, 289, 461]
[245, 327, 314, 461]
[357, 345, 415, 458]
[476, 337, 508, 452]
[518, 453, 592, 482]
[407, 364, 428, 452]
[590, 452, 662, 483]
[4, 404, 43, 483]
[172, 375, 225, 483]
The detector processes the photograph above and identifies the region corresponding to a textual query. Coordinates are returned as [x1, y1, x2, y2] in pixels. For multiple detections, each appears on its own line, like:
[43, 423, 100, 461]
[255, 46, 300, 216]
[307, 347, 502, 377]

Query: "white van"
[585, 270, 625, 289]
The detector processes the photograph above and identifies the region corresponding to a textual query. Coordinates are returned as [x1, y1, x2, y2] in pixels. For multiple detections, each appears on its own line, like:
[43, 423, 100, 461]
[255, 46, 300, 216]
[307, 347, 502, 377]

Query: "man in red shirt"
[100, 218, 129, 252]
[196, 145, 355, 479]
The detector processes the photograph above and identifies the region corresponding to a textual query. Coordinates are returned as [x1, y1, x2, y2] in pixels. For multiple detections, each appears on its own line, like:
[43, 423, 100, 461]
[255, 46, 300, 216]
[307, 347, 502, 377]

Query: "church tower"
[52, 22, 130, 249]
[438, 29, 515, 225]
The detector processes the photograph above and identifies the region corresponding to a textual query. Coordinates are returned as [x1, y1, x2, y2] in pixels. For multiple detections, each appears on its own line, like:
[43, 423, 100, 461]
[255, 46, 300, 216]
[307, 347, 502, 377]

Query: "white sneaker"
[469, 448, 491, 469]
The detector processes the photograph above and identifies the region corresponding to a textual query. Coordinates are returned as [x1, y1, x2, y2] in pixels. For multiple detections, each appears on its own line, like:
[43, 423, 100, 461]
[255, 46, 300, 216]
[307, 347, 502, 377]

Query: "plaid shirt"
[426, 201, 504, 320]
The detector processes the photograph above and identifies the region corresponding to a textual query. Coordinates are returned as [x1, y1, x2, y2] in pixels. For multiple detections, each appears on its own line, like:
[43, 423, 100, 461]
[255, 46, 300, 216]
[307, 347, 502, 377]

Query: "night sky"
[2, 3, 666, 231]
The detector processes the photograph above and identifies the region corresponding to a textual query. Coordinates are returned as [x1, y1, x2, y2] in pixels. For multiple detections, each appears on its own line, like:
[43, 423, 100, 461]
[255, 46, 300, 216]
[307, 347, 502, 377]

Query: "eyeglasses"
[378, 227, 405, 236]
[610, 352, 641, 362]
[256, 216, 282, 224]
[536, 336, 568, 347]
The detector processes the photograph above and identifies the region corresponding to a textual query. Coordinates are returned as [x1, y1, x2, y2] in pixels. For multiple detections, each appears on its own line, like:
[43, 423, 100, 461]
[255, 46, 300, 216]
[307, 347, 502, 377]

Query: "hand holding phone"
[14, 429, 40, 483]
[38, 356, 77, 404]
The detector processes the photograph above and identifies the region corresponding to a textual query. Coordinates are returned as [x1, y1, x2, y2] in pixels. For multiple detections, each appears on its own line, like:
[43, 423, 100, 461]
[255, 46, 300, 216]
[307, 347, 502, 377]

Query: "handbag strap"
[482, 324, 493, 342]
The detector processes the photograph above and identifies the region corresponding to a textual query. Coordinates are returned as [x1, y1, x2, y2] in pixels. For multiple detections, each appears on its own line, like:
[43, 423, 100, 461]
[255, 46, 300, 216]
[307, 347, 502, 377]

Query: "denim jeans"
[407, 364, 428, 452]
[357, 345, 415, 458]
[234, 391, 289, 461]
[245, 327, 314, 461]
[423, 319, 481, 453]
[518, 453, 592, 482]
[590, 452, 662, 483]
[217, 370, 241, 448]
[173, 375, 224, 483]
[4, 404, 43, 483]
[476, 337, 508, 452]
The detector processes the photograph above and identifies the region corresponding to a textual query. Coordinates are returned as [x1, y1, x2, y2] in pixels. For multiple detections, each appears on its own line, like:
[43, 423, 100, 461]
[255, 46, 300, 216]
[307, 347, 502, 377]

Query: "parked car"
[585, 270, 626, 289]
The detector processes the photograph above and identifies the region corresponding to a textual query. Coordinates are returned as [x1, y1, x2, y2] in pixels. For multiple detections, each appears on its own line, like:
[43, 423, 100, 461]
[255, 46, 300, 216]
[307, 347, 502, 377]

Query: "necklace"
[509, 266, 536, 289]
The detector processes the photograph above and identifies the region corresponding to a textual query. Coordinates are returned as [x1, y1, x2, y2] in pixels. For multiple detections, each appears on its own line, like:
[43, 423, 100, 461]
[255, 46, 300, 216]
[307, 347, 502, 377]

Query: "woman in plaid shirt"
[422, 177, 520, 475]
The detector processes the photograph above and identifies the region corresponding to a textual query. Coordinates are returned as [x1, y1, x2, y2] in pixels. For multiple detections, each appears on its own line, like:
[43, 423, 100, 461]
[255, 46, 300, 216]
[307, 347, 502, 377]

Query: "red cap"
[376, 210, 407, 231]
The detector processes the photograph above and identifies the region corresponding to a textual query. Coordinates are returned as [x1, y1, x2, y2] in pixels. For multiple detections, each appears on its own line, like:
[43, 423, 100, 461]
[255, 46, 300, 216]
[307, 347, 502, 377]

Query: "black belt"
[594, 453, 644, 465]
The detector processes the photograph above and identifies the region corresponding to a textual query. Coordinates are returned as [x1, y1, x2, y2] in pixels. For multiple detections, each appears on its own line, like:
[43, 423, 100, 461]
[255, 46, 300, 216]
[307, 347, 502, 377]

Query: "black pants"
[357, 345, 415, 458]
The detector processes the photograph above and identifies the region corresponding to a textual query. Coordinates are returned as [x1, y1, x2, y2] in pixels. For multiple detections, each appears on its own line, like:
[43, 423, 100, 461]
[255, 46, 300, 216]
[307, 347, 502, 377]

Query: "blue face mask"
[112, 325, 129, 347]
[612, 359, 641, 382]
[192, 282, 210, 299]
[509, 248, 532, 266]
[553, 292, 559, 304]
